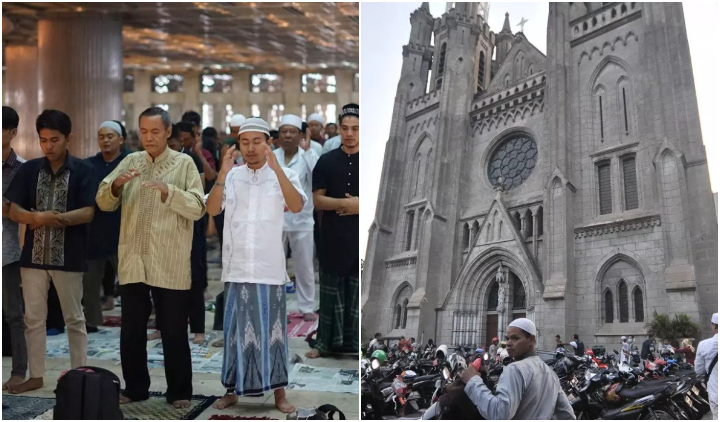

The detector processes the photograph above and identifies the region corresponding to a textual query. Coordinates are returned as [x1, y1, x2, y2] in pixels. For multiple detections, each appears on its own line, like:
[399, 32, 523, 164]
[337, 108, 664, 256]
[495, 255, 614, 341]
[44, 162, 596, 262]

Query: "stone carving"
[496, 262, 507, 312]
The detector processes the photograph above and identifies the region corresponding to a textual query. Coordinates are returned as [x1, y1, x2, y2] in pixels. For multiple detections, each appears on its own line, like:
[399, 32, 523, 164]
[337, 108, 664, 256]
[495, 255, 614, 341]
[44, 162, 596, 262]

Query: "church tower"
[474, 6, 494, 94]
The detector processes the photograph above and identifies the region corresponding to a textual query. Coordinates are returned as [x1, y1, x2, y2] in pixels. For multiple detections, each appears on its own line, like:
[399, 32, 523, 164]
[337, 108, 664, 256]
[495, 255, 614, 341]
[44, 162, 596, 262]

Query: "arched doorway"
[484, 266, 527, 347]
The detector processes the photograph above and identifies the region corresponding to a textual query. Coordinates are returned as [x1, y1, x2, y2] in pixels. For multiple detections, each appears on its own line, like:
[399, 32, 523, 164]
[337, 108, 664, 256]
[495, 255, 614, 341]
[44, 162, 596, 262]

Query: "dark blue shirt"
[312, 147, 359, 276]
[4, 153, 98, 272]
[85, 151, 128, 260]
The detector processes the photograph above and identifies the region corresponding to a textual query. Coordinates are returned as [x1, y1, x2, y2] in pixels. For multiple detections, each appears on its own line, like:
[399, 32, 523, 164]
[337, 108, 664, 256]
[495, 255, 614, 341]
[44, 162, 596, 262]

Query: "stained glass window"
[487, 135, 538, 190]
[513, 277, 526, 309]
[488, 282, 499, 309]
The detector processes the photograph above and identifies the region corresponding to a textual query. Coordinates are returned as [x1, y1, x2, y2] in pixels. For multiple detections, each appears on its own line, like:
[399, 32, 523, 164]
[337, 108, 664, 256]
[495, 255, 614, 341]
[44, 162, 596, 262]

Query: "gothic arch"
[586, 55, 633, 93]
[594, 251, 648, 324]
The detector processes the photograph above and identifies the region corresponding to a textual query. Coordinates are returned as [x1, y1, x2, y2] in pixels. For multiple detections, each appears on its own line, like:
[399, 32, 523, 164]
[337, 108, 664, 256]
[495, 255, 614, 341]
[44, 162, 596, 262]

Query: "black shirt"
[181, 148, 204, 176]
[312, 147, 359, 276]
[85, 151, 128, 260]
[4, 153, 98, 272]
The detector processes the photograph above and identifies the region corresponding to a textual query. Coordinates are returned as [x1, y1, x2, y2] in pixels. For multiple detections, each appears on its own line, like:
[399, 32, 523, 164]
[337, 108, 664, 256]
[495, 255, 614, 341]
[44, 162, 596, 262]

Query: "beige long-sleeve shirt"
[96, 147, 206, 290]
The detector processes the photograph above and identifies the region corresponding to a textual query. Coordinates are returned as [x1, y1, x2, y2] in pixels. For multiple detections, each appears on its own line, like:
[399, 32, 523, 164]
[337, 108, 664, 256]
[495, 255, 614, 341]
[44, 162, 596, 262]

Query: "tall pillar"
[37, 15, 123, 159]
[4, 45, 41, 159]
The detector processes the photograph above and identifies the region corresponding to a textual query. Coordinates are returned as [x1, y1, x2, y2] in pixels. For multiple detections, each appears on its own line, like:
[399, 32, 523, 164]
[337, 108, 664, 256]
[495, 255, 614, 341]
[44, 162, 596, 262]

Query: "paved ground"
[2, 240, 359, 420]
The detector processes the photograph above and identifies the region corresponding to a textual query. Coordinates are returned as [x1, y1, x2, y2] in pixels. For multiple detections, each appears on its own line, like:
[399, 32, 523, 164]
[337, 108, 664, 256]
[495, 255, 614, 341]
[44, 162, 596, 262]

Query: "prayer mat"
[1, 395, 55, 420]
[287, 312, 319, 338]
[208, 416, 278, 420]
[103, 315, 157, 329]
[119, 391, 217, 420]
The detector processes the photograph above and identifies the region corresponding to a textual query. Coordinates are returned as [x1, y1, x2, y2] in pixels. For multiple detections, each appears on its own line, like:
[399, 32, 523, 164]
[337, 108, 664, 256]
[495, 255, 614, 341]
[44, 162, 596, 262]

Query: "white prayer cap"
[307, 113, 324, 125]
[98, 120, 123, 136]
[621, 336, 627, 340]
[239, 117, 270, 136]
[229, 114, 246, 127]
[508, 318, 536, 337]
[279, 114, 302, 130]
[713, 313, 718, 324]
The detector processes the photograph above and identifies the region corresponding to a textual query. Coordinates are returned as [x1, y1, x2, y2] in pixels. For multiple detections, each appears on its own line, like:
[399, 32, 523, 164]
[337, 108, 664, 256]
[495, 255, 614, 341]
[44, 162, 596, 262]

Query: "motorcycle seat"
[412, 374, 439, 383]
[617, 383, 669, 399]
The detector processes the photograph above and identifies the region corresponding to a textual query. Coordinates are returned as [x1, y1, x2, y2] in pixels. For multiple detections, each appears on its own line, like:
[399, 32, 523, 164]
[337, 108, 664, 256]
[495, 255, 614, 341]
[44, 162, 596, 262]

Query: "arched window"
[604, 290, 614, 323]
[536, 206, 544, 236]
[524, 209, 533, 239]
[462, 223, 470, 249]
[436, 43, 447, 91]
[394, 304, 402, 329]
[402, 299, 409, 328]
[472, 220, 480, 244]
[618, 280, 629, 322]
[513, 277, 526, 309]
[513, 211, 521, 232]
[477, 51, 486, 92]
[633, 287, 644, 322]
[488, 282, 499, 309]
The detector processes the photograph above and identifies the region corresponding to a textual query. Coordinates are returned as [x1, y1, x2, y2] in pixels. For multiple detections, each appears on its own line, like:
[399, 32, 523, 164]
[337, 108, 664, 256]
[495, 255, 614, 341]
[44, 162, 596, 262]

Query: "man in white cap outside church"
[274, 114, 318, 321]
[696, 313, 718, 419]
[460, 318, 575, 420]
[206, 117, 305, 413]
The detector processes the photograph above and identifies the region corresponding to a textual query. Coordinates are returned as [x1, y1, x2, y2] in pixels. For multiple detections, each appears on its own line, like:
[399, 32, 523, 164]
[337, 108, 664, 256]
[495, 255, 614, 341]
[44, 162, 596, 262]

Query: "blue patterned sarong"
[221, 282, 289, 396]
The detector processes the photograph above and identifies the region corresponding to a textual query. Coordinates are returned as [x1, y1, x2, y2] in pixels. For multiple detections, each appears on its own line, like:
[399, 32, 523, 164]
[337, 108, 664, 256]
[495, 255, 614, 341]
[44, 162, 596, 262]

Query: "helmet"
[371, 349, 387, 365]
[499, 341, 507, 348]
[492, 337, 499, 343]
[476, 347, 484, 355]
[436, 344, 449, 360]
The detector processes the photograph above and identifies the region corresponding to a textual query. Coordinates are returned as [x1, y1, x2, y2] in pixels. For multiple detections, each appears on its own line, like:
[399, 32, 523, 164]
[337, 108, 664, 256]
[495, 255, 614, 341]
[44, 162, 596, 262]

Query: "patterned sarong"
[221, 283, 289, 396]
[314, 272, 359, 354]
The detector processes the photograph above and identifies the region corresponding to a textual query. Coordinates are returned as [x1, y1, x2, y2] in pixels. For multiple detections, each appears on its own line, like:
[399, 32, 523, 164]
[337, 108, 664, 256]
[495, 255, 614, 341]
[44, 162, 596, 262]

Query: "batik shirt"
[2, 149, 25, 266]
[96, 147, 206, 290]
[4, 153, 98, 272]
[221, 162, 306, 285]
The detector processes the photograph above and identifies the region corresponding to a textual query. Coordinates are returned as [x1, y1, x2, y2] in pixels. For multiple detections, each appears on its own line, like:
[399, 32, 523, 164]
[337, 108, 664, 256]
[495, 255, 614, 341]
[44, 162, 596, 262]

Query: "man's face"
[238, 131, 269, 166]
[97, 127, 124, 156]
[506, 326, 534, 358]
[139, 115, 170, 157]
[308, 121, 323, 138]
[180, 131, 195, 150]
[279, 125, 301, 151]
[339, 116, 359, 149]
[168, 137, 182, 152]
[493, 339, 499, 345]
[230, 126, 240, 139]
[38, 128, 70, 161]
[2, 128, 17, 148]
[325, 124, 338, 138]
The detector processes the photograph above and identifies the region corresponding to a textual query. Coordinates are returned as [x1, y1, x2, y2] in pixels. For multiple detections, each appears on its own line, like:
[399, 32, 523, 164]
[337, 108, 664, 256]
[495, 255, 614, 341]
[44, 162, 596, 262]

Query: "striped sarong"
[221, 283, 289, 396]
[314, 272, 359, 354]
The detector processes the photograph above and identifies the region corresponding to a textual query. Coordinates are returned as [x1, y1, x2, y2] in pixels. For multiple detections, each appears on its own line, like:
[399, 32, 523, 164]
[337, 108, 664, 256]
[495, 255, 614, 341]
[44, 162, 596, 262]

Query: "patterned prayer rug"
[287, 312, 319, 338]
[1, 395, 55, 420]
[119, 391, 217, 420]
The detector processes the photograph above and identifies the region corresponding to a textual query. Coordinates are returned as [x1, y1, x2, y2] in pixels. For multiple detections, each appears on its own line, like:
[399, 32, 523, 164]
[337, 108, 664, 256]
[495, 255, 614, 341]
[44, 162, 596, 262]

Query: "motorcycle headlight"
[442, 367, 451, 380]
[484, 353, 489, 360]
[371, 359, 380, 370]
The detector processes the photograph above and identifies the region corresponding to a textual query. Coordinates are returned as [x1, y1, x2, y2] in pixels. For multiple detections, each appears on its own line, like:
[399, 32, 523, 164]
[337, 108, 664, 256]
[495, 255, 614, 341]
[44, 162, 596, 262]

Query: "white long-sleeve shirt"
[273, 147, 318, 232]
[695, 333, 718, 404]
[464, 355, 576, 420]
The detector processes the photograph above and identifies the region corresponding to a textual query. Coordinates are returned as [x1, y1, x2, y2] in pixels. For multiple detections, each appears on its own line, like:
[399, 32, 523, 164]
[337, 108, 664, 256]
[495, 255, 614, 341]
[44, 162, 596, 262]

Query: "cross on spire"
[517, 17, 529, 33]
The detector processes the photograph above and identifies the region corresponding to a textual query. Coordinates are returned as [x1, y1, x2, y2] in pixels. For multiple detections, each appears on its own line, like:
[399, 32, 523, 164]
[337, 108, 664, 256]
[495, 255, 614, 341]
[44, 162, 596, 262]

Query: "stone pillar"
[3, 45, 42, 159]
[183, 71, 201, 116]
[283, 70, 303, 116]
[532, 211, 538, 257]
[37, 15, 123, 159]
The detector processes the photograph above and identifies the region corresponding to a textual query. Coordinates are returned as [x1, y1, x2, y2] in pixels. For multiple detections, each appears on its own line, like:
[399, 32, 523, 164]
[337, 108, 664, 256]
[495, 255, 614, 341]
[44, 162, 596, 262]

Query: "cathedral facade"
[362, 2, 718, 350]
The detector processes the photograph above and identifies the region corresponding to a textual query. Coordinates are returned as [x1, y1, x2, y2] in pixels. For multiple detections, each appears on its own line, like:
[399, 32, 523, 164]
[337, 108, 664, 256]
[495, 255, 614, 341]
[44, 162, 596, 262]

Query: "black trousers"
[189, 216, 208, 334]
[102, 260, 117, 298]
[120, 282, 192, 403]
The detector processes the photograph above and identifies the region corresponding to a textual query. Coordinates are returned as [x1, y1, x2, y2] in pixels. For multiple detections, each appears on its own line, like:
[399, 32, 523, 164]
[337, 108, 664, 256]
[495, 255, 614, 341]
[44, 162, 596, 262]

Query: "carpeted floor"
[1, 395, 55, 420]
[3, 392, 217, 420]
[286, 312, 318, 338]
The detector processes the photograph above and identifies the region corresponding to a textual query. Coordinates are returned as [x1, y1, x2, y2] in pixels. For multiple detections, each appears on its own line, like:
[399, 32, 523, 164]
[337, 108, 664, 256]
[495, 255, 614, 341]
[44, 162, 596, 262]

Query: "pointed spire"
[421, 2, 430, 12]
[501, 12, 512, 33]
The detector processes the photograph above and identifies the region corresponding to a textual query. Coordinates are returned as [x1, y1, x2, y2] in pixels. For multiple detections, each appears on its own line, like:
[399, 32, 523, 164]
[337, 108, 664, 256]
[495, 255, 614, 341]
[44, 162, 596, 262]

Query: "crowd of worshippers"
[1, 103, 359, 413]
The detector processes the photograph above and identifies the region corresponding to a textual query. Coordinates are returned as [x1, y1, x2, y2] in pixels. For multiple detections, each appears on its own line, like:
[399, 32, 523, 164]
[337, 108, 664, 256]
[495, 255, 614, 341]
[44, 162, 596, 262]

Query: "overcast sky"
[360, 2, 720, 258]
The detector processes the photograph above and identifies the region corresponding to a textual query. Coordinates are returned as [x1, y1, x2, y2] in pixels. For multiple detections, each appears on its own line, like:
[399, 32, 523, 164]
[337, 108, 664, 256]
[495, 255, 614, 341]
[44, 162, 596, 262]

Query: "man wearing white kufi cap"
[206, 117, 305, 414]
[274, 114, 319, 321]
[306, 113, 326, 145]
[227, 114, 246, 139]
[696, 312, 718, 419]
[460, 317, 575, 419]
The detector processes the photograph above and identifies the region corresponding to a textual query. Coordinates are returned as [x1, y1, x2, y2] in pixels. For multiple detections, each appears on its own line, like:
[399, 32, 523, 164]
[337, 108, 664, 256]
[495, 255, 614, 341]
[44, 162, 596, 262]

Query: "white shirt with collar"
[696, 333, 718, 403]
[310, 140, 323, 158]
[322, 136, 341, 155]
[273, 146, 318, 232]
[221, 162, 307, 285]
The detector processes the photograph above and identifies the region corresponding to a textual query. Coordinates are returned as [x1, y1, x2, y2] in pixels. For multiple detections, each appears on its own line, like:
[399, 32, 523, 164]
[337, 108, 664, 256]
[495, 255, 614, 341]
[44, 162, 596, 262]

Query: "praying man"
[207, 117, 305, 413]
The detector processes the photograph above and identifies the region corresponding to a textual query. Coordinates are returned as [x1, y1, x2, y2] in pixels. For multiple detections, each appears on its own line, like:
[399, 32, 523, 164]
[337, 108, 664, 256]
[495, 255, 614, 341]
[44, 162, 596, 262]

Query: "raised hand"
[264, 143, 281, 173]
[220, 145, 238, 176]
[192, 136, 203, 155]
[142, 180, 169, 197]
[112, 169, 141, 189]
[299, 128, 311, 151]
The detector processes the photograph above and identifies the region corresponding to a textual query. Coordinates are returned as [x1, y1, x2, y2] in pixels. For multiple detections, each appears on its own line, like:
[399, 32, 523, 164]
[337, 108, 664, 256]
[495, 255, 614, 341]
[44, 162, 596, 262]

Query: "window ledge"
[590, 142, 639, 158]
[385, 251, 418, 269]
[575, 211, 660, 239]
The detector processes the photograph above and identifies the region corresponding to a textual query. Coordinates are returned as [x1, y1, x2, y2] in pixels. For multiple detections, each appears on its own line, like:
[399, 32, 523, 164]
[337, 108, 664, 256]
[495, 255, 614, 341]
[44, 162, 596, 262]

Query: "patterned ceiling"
[1, 2, 359, 71]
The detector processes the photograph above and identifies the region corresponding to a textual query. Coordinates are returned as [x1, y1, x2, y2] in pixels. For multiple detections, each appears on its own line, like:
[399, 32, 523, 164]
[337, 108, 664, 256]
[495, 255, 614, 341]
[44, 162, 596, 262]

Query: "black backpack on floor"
[53, 366, 123, 420]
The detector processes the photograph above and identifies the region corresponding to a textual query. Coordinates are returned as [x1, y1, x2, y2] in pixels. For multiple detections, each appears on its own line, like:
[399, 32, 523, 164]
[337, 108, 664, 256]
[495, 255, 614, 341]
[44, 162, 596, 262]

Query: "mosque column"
[37, 14, 123, 159]
[3, 45, 41, 159]
[231, 70, 251, 117]
[283, 70, 302, 116]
